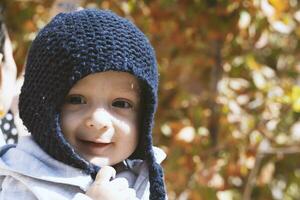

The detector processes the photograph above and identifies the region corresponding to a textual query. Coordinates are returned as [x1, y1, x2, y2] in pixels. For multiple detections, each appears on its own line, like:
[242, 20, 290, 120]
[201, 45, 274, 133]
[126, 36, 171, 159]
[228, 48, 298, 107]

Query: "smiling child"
[0, 9, 166, 200]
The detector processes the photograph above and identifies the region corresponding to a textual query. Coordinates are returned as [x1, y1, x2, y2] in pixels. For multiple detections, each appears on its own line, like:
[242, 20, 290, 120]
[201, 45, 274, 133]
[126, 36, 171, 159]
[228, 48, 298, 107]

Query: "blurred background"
[1, 0, 300, 199]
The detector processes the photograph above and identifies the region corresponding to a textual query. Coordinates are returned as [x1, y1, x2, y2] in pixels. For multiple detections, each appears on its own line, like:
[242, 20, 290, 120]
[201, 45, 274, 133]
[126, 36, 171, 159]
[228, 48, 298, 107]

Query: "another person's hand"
[0, 26, 17, 118]
[86, 166, 137, 200]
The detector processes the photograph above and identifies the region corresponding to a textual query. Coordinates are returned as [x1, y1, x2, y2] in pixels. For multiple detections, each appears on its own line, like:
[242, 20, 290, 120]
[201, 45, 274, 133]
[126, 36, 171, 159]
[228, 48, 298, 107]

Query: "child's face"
[61, 71, 141, 167]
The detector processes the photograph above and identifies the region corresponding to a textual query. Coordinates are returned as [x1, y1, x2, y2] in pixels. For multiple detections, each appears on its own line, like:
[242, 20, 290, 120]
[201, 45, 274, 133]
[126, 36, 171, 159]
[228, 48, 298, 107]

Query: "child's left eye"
[112, 99, 133, 109]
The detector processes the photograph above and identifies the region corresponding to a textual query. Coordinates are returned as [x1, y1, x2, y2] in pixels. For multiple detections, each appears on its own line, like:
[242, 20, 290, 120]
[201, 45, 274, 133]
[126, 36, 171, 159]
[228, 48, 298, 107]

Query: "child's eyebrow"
[117, 83, 141, 94]
[117, 87, 140, 96]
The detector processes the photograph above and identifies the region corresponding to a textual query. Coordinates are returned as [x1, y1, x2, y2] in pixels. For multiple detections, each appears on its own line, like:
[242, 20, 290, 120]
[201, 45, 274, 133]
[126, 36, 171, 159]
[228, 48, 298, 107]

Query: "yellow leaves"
[120, 0, 137, 15]
[250, 130, 263, 146]
[261, 0, 295, 34]
[291, 86, 300, 112]
[245, 56, 277, 91]
[271, 17, 295, 34]
[281, 85, 300, 112]
[262, 0, 289, 17]
[246, 55, 261, 70]
[269, 0, 289, 13]
[240, 165, 249, 177]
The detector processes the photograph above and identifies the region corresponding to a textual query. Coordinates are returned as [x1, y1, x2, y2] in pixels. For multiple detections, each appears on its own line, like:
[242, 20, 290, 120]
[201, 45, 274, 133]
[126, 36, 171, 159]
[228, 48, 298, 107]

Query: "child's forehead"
[71, 71, 141, 93]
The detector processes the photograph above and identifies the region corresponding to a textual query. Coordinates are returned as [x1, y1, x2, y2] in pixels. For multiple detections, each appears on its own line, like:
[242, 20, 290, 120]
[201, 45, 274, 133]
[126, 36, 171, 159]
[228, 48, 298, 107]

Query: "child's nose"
[85, 109, 112, 130]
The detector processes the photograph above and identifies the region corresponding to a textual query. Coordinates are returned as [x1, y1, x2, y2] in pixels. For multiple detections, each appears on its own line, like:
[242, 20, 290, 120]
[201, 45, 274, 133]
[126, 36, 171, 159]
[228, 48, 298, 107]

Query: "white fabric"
[0, 136, 166, 200]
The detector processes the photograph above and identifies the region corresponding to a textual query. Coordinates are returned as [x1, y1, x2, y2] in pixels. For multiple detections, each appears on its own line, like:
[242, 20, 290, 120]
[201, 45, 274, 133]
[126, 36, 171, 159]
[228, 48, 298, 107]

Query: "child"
[0, 9, 167, 200]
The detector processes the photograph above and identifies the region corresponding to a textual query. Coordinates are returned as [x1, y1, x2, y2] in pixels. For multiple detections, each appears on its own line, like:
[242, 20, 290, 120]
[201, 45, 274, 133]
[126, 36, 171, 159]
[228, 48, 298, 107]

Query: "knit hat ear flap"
[129, 80, 166, 199]
[148, 153, 166, 199]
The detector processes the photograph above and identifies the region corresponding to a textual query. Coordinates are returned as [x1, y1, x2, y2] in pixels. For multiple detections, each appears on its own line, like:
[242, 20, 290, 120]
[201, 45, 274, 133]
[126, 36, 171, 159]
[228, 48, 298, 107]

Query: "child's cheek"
[114, 118, 131, 135]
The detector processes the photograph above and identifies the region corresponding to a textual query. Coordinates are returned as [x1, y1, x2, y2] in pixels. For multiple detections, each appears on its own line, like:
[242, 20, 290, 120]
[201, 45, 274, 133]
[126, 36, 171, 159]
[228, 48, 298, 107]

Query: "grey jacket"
[0, 136, 166, 200]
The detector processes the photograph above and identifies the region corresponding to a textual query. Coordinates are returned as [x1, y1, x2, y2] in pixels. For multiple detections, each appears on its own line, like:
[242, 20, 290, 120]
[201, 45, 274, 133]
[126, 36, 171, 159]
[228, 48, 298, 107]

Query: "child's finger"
[123, 188, 136, 200]
[110, 177, 129, 190]
[94, 166, 116, 184]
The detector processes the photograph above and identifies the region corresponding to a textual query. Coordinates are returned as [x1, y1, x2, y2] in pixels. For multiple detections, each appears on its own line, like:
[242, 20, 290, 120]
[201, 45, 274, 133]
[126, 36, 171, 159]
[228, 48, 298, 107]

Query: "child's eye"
[64, 95, 86, 104]
[112, 99, 133, 109]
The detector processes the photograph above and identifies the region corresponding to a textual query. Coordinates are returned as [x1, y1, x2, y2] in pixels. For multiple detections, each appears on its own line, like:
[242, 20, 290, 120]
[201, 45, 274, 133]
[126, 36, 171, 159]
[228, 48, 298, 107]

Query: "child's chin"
[89, 157, 113, 167]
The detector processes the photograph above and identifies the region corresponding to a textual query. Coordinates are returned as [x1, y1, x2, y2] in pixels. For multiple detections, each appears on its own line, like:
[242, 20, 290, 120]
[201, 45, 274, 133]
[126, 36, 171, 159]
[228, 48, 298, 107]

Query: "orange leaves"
[4, 0, 300, 199]
[24, 20, 35, 32]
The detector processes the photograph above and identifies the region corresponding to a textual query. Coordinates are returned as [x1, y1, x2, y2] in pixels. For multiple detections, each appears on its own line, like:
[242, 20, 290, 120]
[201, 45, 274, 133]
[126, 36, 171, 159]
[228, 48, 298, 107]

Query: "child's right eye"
[64, 95, 87, 104]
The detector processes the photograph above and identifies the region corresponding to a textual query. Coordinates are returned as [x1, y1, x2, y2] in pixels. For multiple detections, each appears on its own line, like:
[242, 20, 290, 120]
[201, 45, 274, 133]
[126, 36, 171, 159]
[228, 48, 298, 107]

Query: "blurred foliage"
[1, 0, 300, 199]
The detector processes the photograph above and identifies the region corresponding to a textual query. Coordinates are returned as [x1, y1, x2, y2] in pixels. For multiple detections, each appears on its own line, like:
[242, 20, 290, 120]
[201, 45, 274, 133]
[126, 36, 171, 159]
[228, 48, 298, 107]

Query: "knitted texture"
[19, 9, 166, 200]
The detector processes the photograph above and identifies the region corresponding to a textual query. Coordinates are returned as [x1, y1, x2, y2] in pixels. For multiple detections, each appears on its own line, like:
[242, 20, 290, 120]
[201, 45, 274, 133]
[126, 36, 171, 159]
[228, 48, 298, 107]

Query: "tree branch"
[208, 40, 223, 147]
[242, 144, 300, 200]
[242, 153, 264, 200]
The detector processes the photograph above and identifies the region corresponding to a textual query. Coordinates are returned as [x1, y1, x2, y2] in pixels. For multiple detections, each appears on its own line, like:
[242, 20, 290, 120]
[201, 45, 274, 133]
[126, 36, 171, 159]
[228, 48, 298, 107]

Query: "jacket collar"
[0, 136, 166, 191]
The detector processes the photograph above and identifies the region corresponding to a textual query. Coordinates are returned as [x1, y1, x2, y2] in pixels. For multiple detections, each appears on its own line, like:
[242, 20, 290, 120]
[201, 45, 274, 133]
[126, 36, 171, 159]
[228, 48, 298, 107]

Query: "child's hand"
[86, 166, 137, 200]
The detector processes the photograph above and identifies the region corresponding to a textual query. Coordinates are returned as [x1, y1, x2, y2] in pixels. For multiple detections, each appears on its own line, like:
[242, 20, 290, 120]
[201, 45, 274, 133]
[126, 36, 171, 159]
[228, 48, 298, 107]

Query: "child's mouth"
[78, 139, 112, 150]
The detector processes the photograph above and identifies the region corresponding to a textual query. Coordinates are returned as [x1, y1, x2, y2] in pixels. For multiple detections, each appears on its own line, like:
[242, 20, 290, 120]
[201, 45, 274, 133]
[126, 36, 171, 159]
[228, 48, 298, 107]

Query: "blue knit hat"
[19, 9, 166, 199]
